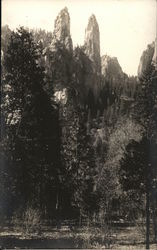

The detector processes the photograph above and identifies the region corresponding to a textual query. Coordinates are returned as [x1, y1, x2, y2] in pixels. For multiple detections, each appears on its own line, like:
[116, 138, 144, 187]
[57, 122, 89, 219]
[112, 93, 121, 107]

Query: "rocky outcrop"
[54, 88, 68, 105]
[1, 50, 4, 62]
[44, 7, 73, 98]
[50, 7, 73, 51]
[84, 15, 101, 73]
[138, 42, 155, 79]
[101, 55, 123, 81]
[152, 38, 157, 69]
[46, 8, 136, 112]
[1, 25, 12, 53]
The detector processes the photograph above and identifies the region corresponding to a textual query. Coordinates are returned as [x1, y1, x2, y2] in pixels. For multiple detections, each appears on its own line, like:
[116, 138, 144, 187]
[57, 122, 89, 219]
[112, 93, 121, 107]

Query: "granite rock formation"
[47, 8, 135, 111]
[101, 55, 123, 81]
[138, 42, 155, 79]
[84, 14, 101, 73]
[152, 38, 157, 69]
[50, 7, 73, 51]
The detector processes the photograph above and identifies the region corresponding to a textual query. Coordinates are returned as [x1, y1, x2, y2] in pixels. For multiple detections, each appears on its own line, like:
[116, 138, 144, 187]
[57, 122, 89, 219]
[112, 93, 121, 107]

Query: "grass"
[0, 223, 156, 249]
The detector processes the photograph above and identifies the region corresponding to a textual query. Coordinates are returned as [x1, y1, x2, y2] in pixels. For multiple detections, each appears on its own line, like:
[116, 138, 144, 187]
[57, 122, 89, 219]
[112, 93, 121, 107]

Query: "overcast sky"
[2, 0, 157, 76]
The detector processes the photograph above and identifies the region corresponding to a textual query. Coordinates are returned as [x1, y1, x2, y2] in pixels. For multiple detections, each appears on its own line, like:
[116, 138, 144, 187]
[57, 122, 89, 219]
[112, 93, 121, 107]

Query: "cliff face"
[1, 25, 12, 54]
[50, 7, 73, 51]
[44, 7, 73, 101]
[101, 55, 123, 81]
[46, 7, 136, 112]
[152, 38, 157, 69]
[48, 10, 102, 104]
[138, 42, 155, 79]
[84, 15, 101, 73]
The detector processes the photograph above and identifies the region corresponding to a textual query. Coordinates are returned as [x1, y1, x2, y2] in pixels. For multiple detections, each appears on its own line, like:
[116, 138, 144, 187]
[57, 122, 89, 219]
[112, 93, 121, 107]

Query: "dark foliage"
[1, 27, 61, 218]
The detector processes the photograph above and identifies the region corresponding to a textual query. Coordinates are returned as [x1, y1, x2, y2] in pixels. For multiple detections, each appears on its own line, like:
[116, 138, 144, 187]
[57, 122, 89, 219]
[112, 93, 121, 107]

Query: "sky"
[2, 0, 157, 76]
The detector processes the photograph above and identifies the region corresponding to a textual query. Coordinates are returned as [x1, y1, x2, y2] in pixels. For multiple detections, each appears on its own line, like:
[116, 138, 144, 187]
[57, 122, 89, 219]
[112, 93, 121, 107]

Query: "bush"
[22, 207, 41, 234]
[12, 206, 41, 235]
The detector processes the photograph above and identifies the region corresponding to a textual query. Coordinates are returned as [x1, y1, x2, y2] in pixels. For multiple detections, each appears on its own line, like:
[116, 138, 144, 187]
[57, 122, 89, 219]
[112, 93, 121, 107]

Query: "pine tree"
[1, 27, 61, 218]
[136, 59, 157, 246]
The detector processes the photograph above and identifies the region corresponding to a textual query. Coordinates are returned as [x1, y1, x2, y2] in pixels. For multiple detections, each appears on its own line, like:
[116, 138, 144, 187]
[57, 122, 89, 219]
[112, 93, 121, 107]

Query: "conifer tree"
[1, 27, 61, 218]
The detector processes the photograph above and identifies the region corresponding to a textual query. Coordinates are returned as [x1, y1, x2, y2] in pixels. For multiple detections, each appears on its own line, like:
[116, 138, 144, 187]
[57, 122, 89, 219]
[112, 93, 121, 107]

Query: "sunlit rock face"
[50, 7, 73, 51]
[101, 55, 123, 80]
[54, 88, 68, 105]
[152, 38, 157, 69]
[138, 42, 155, 79]
[1, 50, 4, 68]
[84, 14, 101, 73]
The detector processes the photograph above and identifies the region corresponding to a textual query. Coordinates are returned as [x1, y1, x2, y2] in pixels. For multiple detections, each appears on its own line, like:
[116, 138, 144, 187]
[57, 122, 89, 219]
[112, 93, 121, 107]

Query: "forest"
[0, 12, 157, 249]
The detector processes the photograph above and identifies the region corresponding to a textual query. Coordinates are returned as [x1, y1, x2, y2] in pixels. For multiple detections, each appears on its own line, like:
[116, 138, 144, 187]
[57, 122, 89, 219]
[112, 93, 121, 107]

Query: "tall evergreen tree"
[1, 27, 61, 218]
[136, 60, 157, 246]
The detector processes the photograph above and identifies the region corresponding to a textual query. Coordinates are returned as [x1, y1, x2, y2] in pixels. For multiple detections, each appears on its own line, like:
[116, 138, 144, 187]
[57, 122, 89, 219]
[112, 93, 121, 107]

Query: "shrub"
[12, 206, 41, 235]
[22, 207, 41, 234]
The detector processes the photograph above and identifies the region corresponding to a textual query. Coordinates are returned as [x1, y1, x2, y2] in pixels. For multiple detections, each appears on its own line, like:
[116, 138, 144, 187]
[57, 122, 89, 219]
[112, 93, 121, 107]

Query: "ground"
[0, 223, 156, 249]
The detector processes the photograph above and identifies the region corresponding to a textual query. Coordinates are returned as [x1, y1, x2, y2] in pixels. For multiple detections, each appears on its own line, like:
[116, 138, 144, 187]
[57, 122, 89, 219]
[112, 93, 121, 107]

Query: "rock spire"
[50, 7, 73, 51]
[152, 38, 157, 69]
[84, 14, 101, 73]
[138, 42, 155, 79]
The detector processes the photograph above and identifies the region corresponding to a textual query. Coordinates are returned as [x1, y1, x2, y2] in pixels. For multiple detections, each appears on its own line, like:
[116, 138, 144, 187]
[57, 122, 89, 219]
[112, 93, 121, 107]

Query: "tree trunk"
[146, 185, 150, 249]
[152, 198, 157, 242]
